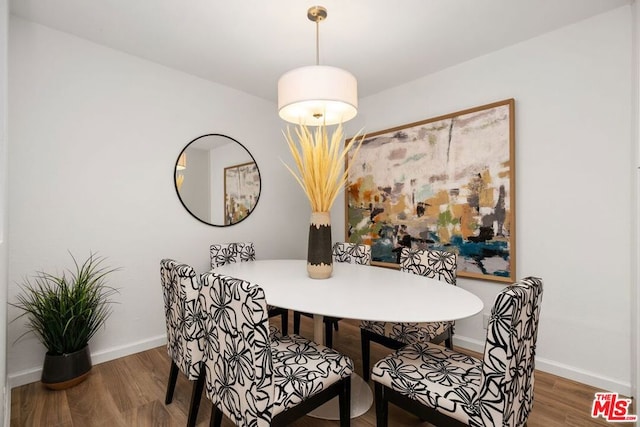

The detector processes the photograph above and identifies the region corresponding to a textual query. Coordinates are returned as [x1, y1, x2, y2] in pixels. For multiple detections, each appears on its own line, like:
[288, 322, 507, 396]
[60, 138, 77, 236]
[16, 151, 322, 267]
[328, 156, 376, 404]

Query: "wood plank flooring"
[11, 317, 636, 426]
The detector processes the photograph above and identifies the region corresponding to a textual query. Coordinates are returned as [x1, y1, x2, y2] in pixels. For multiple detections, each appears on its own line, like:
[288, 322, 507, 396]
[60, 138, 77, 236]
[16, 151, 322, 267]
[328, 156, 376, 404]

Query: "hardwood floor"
[11, 317, 636, 427]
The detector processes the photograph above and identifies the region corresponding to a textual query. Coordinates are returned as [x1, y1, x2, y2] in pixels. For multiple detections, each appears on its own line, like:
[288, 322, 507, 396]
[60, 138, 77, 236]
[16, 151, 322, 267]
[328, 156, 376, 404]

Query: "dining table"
[213, 259, 484, 419]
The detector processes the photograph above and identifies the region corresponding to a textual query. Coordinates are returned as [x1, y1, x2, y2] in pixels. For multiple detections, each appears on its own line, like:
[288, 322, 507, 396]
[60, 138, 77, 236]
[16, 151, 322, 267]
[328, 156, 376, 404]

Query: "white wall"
[7, 17, 309, 386]
[632, 0, 640, 403]
[0, 0, 8, 422]
[337, 6, 633, 394]
[6, 5, 636, 397]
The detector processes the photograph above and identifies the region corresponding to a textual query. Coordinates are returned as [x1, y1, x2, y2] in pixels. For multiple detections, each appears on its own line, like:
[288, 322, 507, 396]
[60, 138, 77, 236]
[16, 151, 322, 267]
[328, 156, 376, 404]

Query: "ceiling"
[10, 0, 630, 103]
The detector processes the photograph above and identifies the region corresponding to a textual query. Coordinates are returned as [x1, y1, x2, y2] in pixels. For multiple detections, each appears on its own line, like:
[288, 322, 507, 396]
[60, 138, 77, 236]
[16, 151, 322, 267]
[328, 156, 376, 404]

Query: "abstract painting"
[345, 99, 515, 282]
[224, 162, 260, 225]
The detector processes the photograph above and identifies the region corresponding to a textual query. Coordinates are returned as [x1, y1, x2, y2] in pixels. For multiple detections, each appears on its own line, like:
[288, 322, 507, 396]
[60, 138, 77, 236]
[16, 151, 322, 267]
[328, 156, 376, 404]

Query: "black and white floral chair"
[371, 277, 543, 427]
[332, 241, 372, 265]
[199, 271, 354, 427]
[293, 242, 371, 348]
[360, 247, 457, 381]
[210, 242, 289, 335]
[210, 242, 256, 267]
[160, 259, 206, 427]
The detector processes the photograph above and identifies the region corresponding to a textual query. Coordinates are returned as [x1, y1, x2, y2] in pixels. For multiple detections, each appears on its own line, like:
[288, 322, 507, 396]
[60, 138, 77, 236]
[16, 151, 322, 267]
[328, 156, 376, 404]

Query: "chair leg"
[445, 330, 453, 349]
[325, 320, 333, 348]
[280, 309, 289, 335]
[187, 369, 206, 427]
[165, 360, 179, 404]
[293, 311, 301, 334]
[361, 329, 371, 382]
[374, 382, 388, 427]
[210, 405, 223, 427]
[339, 376, 352, 427]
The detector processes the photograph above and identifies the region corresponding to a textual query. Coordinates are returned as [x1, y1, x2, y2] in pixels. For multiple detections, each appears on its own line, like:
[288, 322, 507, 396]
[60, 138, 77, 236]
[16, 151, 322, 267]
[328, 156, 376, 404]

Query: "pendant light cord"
[315, 19, 320, 65]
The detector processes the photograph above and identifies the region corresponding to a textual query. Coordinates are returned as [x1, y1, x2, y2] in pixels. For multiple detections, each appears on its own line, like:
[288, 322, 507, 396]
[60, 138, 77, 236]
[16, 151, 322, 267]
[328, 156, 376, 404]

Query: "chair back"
[210, 242, 256, 268]
[199, 271, 275, 426]
[399, 247, 457, 285]
[332, 242, 371, 265]
[160, 259, 204, 380]
[478, 277, 543, 427]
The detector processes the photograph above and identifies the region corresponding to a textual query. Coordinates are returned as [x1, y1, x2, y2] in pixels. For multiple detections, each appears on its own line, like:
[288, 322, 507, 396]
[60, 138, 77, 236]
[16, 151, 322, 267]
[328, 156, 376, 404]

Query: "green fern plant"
[11, 252, 119, 355]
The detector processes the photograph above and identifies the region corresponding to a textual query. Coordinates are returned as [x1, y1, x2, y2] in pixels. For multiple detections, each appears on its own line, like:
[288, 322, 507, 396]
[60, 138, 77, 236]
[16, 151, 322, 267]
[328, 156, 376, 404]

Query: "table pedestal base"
[307, 373, 373, 420]
[309, 314, 372, 419]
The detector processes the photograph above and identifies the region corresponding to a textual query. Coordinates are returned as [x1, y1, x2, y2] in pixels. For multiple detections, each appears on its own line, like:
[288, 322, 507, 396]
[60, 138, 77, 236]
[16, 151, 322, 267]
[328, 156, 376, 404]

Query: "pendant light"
[277, 6, 358, 126]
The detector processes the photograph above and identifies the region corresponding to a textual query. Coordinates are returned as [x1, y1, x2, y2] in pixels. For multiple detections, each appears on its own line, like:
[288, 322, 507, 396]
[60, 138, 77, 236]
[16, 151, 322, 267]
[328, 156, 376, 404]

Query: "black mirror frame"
[174, 133, 261, 227]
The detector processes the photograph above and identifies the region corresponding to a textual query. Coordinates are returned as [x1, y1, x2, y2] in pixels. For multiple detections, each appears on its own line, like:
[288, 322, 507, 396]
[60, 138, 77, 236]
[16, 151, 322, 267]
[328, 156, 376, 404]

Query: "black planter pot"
[41, 345, 92, 390]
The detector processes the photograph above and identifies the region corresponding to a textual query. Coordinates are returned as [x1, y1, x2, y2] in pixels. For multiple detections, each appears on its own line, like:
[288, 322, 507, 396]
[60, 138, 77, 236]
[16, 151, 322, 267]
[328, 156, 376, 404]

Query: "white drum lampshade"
[278, 65, 358, 126]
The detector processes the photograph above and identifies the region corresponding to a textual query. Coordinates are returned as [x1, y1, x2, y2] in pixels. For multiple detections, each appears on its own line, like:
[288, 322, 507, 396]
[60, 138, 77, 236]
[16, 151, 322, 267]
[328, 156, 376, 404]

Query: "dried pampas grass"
[283, 123, 364, 213]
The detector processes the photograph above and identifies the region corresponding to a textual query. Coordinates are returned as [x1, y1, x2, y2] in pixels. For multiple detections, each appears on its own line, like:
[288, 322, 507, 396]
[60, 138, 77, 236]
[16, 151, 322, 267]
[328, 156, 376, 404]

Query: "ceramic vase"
[307, 211, 333, 279]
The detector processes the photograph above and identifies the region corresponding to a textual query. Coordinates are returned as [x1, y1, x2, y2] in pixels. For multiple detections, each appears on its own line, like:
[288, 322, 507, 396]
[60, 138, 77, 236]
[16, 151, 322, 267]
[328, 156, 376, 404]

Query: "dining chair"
[199, 271, 353, 427]
[210, 242, 289, 334]
[360, 247, 457, 381]
[293, 242, 371, 347]
[371, 276, 543, 427]
[159, 259, 206, 427]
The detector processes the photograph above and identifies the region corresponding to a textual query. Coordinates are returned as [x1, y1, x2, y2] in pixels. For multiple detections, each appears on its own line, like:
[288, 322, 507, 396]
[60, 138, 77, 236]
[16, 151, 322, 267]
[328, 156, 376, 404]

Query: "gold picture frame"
[224, 161, 260, 226]
[345, 99, 515, 282]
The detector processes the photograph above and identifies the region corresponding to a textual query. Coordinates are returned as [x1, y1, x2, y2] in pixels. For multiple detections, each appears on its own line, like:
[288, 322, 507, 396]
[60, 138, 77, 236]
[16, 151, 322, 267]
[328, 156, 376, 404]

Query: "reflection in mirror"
[174, 134, 261, 226]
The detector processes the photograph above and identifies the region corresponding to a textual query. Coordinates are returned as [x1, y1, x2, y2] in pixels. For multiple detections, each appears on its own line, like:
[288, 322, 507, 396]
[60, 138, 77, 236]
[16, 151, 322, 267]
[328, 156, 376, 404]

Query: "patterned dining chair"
[199, 271, 354, 427]
[293, 242, 371, 347]
[371, 277, 543, 427]
[210, 242, 289, 334]
[160, 259, 206, 427]
[360, 247, 457, 381]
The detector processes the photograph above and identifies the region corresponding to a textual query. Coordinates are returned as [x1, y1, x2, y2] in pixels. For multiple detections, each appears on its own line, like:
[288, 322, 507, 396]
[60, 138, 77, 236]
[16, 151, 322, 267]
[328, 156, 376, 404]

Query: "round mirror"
[174, 134, 261, 226]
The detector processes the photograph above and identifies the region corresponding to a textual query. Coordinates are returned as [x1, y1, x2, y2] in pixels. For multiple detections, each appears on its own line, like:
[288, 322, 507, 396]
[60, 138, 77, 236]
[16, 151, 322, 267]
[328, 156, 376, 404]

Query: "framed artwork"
[224, 161, 260, 225]
[345, 99, 515, 282]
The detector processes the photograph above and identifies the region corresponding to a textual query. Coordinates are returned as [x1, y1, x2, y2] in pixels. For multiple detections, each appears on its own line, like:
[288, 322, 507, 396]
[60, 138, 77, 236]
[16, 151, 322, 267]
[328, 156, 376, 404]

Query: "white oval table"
[214, 259, 484, 419]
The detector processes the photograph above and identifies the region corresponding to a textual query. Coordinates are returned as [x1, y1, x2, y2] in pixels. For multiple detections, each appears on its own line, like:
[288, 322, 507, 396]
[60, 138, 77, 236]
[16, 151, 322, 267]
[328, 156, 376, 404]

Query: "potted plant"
[11, 252, 119, 390]
[282, 123, 364, 278]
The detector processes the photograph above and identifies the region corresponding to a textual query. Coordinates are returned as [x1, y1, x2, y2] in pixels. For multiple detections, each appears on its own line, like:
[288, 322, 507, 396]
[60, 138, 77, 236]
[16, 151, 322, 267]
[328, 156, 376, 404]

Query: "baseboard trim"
[8, 334, 167, 389]
[454, 335, 632, 397]
[9, 333, 632, 397]
[90, 334, 166, 366]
